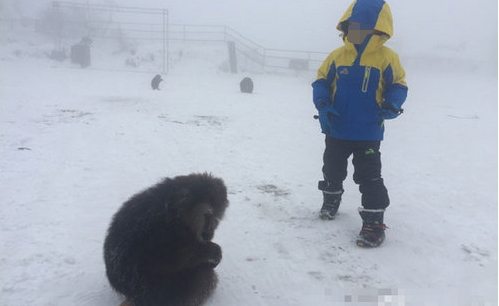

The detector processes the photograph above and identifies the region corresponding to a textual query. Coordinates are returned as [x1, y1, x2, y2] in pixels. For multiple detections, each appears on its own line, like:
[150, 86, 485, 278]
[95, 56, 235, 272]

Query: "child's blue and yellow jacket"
[312, 0, 408, 141]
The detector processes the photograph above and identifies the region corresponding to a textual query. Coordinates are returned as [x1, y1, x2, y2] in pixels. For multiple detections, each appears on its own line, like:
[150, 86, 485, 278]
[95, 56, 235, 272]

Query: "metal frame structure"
[166, 24, 328, 71]
[52, 1, 169, 74]
[3, 4, 329, 72]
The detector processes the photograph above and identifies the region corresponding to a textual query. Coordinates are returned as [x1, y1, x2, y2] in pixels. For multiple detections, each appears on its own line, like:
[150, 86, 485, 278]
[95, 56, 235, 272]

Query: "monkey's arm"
[157, 241, 222, 276]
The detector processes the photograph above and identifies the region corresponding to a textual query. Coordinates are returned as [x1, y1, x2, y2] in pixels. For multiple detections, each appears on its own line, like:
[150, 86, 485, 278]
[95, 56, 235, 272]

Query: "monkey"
[239, 77, 253, 94]
[151, 74, 163, 90]
[103, 173, 229, 306]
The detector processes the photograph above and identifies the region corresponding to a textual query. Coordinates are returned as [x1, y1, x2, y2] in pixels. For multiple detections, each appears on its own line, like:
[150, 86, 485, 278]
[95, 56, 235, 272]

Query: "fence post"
[53, 1, 63, 51]
[162, 9, 169, 75]
[227, 41, 237, 73]
[263, 48, 267, 68]
[162, 10, 166, 74]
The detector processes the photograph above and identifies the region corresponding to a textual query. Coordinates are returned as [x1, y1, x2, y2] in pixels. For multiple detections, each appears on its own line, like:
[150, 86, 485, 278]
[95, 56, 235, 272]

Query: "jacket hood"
[336, 0, 393, 38]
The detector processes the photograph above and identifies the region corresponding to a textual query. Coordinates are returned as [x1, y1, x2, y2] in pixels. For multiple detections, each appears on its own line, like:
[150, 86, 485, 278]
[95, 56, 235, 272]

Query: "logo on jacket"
[340, 68, 349, 75]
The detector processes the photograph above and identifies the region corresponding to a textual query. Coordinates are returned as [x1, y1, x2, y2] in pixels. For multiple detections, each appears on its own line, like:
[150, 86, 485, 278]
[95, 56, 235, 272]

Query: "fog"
[2, 0, 497, 63]
[1, 1, 498, 305]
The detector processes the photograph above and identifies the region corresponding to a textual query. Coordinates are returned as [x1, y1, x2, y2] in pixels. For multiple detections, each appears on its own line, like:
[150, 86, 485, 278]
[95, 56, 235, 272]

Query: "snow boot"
[318, 180, 343, 220]
[320, 190, 343, 219]
[356, 208, 387, 248]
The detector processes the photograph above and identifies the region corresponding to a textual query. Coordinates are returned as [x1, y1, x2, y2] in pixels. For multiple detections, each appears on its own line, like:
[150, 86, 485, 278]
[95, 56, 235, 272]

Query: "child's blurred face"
[347, 22, 373, 45]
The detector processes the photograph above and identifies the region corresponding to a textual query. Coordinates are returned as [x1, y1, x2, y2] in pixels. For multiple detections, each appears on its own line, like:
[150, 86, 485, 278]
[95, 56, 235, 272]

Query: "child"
[312, 0, 408, 247]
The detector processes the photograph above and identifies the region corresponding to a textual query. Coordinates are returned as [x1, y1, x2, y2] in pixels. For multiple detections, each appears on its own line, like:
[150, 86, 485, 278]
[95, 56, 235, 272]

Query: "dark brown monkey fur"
[151, 74, 163, 90]
[104, 173, 228, 306]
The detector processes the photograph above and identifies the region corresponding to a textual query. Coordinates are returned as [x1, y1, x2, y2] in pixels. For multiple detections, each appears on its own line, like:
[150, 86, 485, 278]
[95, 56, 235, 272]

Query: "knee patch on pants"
[359, 178, 389, 210]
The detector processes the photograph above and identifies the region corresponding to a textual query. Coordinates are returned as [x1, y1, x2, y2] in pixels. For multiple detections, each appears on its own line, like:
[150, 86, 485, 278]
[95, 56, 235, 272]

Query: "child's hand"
[318, 105, 340, 134]
[320, 103, 340, 116]
[379, 101, 403, 120]
[379, 108, 399, 120]
[315, 99, 340, 116]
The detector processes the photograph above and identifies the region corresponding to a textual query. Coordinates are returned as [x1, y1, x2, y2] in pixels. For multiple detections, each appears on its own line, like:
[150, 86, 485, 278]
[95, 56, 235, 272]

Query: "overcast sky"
[1, 0, 497, 61]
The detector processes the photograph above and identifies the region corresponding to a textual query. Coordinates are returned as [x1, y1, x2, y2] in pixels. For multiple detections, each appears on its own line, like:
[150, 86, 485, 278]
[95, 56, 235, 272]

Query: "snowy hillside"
[0, 36, 497, 306]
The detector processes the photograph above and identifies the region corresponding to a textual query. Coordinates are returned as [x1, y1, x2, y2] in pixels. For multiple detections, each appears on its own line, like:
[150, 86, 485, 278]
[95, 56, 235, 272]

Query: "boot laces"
[361, 222, 388, 234]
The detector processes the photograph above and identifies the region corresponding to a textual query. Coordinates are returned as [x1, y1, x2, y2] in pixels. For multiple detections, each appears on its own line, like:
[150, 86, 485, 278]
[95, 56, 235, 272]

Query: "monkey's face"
[201, 212, 219, 241]
[178, 201, 220, 241]
[169, 173, 228, 241]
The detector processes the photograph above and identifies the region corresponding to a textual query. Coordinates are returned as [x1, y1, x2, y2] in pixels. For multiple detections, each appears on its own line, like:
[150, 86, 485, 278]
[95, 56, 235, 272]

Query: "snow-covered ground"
[0, 37, 497, 306]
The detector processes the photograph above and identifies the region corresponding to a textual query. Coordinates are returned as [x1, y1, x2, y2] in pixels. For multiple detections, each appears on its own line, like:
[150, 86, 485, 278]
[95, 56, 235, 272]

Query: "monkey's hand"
[206, 242, 222, 268]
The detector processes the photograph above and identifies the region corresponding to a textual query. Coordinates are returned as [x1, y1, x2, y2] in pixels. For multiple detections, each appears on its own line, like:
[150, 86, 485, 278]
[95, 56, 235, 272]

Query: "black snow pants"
[321, 137, 390, 210]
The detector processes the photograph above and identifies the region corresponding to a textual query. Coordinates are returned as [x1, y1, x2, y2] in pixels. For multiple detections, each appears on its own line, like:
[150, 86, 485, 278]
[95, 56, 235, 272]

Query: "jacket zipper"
[362, 66, 371, 93]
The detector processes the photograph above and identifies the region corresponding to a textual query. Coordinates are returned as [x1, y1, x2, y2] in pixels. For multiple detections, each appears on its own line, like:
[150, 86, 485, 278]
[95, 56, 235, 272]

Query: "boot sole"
[319, 212, 336, 220]
[356, 237, 384, 248]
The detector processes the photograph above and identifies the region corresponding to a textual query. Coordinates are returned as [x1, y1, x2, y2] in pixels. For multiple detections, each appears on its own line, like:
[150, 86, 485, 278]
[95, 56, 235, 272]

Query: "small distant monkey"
[151, 74, 163, 90]
[104, 173, 229, 306]
[240, 77, 253, 93]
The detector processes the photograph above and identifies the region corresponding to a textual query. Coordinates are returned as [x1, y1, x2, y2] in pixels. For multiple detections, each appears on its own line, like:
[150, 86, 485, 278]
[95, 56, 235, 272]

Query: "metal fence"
[0, 2, 329, 72]
[52, 1, 170, 73]
[85, 22, 329, 71]
[167, 24, 328, 71]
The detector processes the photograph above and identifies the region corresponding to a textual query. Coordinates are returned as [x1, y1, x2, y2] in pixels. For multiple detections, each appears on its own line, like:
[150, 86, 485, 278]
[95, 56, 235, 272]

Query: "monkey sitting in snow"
[151, 74, 163, 90]
[239, 77, 253, 93]
[104, 173, 229, 306]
